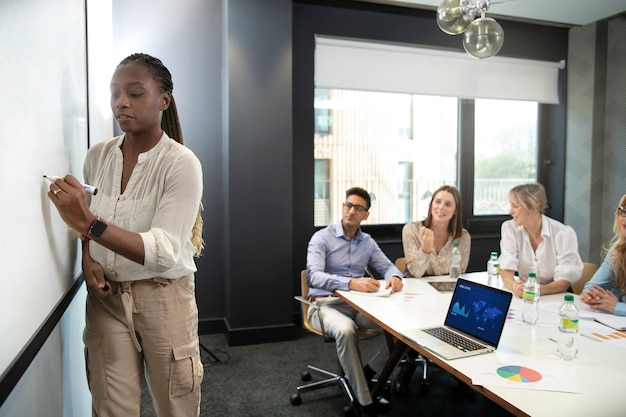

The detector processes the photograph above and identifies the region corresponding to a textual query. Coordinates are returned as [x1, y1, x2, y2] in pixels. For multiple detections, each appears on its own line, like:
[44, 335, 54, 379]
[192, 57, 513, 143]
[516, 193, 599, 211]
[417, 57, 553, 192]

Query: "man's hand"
[386, 276, 403, 293]
[349, 277, 381, 292]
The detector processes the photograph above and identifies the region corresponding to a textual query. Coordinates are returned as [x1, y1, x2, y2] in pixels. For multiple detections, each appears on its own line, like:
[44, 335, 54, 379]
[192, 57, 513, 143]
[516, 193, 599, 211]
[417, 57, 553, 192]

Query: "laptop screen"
[444, 278, 512, 347]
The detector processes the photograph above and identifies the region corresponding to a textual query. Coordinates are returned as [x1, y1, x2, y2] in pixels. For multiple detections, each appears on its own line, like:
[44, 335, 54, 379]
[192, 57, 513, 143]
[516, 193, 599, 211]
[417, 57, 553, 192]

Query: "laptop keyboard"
[423, 327, 485, 352]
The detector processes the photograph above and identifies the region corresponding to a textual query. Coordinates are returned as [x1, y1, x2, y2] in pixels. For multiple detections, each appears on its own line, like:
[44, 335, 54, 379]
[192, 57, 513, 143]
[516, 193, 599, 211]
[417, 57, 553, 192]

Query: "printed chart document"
[580, 319, 626, 349]
[470, 353, 579, 393]
[396, 291, 438, 307]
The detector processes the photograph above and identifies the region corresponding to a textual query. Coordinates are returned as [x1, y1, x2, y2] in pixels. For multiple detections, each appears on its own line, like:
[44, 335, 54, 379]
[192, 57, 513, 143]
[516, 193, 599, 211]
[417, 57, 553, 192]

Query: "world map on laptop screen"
[445, 280, 511, 346]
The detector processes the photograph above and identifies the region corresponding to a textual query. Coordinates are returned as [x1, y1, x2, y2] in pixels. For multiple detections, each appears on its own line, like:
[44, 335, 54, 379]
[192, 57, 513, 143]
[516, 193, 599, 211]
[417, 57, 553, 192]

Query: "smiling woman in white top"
[499, 183, 583, 298]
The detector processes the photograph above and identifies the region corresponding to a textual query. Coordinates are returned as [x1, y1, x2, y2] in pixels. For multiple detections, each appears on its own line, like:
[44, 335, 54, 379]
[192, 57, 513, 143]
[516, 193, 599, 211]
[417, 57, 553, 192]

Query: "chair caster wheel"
[343, 404, 357, 416]
[420, 380, 430, 393]
[301, 371, 312, 381]
[290, 393, 302, 405]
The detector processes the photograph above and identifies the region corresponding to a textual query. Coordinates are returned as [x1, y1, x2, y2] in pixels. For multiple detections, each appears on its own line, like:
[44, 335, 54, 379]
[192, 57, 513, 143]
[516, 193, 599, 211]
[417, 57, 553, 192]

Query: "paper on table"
[593, 314, 626, 331]
[396, 291, 438, 306]
[580, 319, 626, 348]
[350, 280, 392, 297]
[470, 353, 579, 393]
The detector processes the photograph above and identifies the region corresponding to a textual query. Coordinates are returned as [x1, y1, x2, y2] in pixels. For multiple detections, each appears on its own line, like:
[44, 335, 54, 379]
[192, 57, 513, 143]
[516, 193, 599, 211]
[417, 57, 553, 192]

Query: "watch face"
[90, 219, 107, 238]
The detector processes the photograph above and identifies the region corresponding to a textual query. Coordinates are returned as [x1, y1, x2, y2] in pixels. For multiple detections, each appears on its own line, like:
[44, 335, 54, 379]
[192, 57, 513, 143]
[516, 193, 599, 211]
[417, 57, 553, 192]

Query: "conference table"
[336, 272, 626, 417]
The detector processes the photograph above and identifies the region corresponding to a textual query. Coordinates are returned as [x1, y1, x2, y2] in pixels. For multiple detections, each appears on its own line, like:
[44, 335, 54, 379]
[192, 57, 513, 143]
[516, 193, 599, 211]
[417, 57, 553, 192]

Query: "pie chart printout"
[496, 365, 542, 383]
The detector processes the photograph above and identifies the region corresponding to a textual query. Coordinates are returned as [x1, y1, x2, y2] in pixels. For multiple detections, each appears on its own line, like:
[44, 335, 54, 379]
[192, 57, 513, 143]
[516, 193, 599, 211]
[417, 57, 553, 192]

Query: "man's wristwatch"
[87, 216, 108, 240]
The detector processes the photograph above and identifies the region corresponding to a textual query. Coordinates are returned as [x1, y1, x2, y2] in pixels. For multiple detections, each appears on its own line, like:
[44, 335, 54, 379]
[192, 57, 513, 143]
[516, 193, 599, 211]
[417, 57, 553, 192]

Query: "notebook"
[404, 278, 513, 360]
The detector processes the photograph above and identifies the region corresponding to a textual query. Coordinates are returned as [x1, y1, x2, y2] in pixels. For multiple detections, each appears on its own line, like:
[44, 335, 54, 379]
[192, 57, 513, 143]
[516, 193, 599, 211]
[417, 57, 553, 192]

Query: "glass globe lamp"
[462, 16, 504, 59]
[436, 0, 476, 35]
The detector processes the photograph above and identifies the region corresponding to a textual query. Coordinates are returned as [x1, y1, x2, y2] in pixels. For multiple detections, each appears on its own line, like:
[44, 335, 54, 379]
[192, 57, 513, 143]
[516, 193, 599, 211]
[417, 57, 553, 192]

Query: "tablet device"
[428, 281, 457, 292]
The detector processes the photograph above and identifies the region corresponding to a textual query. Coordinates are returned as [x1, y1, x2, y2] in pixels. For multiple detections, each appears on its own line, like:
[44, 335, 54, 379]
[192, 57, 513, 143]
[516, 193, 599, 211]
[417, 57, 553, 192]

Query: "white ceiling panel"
[357, 0, 626, 26]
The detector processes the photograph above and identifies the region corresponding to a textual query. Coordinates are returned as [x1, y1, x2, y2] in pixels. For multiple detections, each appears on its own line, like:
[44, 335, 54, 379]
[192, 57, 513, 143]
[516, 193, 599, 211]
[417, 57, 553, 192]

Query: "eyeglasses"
[618, 206, 626, 218]
[343, 202, 368, 213]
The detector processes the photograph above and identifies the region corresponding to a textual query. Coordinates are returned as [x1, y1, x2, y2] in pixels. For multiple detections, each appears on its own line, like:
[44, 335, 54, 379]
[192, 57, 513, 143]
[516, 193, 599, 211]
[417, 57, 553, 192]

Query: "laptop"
[404, 278, 513, 360]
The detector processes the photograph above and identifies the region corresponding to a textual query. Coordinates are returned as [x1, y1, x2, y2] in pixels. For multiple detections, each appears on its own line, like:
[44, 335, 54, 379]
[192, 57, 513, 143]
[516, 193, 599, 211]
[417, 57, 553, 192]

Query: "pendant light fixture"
[436, 0, 505, 59]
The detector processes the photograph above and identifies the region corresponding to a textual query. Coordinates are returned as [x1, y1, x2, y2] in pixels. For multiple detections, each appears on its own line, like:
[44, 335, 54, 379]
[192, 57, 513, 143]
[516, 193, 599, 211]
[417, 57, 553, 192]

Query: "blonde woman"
[500, 183, 583, 298]
[580, 195, 626, 316]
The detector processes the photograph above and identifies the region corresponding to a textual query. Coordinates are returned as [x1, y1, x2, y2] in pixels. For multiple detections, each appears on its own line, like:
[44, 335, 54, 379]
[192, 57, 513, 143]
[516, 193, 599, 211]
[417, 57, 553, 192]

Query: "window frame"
[350, 99, 555, 242]
[293, 0, 569, 261]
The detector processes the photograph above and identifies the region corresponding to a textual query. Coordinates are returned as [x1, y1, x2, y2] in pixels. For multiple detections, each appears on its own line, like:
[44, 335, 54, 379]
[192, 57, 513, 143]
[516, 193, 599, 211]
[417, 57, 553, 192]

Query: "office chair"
[573, 262, 598, 295]
[290, 270, 380, 410]
[393, 257, 431, 394]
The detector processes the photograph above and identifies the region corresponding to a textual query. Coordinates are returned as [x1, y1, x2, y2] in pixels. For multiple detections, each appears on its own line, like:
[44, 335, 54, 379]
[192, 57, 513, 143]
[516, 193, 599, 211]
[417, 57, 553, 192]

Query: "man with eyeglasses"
[306, 187, 403, 417]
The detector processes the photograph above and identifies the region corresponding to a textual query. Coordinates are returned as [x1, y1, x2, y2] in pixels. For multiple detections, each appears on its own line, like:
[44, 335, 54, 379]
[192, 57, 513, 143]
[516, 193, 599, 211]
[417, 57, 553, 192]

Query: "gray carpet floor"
[140, 328, 515, 417]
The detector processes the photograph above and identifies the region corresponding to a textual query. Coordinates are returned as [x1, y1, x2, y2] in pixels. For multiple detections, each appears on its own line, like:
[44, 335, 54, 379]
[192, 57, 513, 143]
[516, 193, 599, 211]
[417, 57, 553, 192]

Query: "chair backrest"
[395, 257, 406, 275]
[298, 269, 379, 340]
[299, 270, 324, 337]
[573, 262, 598, 294]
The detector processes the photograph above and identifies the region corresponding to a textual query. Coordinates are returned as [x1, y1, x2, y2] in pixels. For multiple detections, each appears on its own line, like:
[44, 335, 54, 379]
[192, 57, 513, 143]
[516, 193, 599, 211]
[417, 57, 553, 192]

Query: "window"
[313, 37, 561, 228]
[397, 162, 413, 223]
[314, 159, 331, 225]
[474, 99, 538, 215]
[313, 89, 540, 226]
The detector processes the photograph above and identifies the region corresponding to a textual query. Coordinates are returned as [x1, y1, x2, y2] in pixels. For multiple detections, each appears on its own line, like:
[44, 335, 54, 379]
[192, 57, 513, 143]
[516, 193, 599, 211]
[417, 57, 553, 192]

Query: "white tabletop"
[337, 272, 626, 417]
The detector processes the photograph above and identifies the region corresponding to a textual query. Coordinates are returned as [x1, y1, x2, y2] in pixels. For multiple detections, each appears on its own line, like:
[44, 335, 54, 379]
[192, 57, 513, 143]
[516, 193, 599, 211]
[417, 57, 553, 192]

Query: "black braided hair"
[118, 53, 204, 256]
[118, 53, 184, 145]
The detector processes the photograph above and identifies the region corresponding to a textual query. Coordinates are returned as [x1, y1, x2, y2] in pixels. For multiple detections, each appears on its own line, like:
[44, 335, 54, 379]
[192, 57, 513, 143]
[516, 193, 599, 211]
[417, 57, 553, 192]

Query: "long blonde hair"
[607, 194, 626, 297]
[120, 53, 204, 256]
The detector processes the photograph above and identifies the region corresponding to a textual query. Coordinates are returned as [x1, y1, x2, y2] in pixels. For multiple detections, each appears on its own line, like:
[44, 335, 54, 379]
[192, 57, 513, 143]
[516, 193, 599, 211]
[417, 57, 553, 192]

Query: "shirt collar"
[116, 132, 170, 164]
[334, 220, 363, 241]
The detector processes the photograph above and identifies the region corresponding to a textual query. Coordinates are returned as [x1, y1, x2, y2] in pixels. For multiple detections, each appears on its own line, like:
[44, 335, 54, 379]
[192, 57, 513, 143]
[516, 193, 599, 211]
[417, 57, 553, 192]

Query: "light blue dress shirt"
[306, 221, 403, 298]
[582, 255, 626, 316]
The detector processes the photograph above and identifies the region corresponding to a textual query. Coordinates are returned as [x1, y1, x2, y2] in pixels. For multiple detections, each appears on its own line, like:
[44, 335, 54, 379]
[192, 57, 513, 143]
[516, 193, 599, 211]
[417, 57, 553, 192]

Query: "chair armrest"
[294, 295, 332, 341]
[294, 295, 315, 308]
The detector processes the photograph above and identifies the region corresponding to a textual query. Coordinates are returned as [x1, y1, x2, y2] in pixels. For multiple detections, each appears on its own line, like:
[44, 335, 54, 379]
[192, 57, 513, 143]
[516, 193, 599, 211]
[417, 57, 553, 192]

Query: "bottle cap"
[564, 294, 574, 302]
[453, 242, 459, 247]
[528, 272, 536, 278]
[490, 251, 498, 257]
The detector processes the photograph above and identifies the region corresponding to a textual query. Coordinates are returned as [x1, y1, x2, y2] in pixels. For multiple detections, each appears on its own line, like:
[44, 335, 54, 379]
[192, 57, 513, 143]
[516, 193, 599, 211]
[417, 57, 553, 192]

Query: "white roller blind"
[315, 36, 565, 104]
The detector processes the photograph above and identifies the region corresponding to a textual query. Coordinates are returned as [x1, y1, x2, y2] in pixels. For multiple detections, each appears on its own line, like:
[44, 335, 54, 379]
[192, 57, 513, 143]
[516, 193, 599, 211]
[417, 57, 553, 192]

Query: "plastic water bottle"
[487, 252, 500, 283]
[449, 242, 461, 279]
[557, 294, 579, 360]
[522, 273, 540, 325]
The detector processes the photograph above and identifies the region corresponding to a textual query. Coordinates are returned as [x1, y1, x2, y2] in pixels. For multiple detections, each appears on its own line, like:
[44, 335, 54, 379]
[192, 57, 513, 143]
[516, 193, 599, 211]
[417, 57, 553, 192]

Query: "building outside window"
[314, 88, 538, 226]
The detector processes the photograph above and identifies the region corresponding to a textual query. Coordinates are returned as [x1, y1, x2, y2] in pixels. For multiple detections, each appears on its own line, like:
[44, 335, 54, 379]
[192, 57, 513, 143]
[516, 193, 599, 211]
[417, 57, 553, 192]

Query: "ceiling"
[356, 0, 626, 27]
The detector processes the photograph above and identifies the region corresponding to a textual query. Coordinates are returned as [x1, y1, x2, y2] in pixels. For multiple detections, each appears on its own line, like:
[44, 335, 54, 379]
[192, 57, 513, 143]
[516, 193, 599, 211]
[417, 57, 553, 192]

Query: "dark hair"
[117, 53, 184, 145]
[346, 187, 371, 210]
[118, 53, 203, 256]
[423, 185, 464, 239]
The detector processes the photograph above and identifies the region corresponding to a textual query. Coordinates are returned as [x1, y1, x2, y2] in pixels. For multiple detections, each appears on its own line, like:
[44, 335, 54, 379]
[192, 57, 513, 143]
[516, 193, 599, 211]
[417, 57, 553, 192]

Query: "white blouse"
[499, 215, 583, 285]
[84, 133, 203, 282]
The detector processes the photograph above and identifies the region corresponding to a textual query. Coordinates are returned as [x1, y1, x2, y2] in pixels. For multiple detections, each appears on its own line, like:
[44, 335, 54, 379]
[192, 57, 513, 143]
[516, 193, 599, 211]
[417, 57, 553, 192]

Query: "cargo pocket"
[170, 338, 203, 398]
[83, 329, 108, 400]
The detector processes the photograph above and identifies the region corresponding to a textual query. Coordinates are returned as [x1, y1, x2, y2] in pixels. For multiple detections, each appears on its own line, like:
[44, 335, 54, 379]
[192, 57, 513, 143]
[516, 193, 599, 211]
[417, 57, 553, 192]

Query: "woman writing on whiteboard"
[47, 53, 204, 416]
[580, 195, 626, 316]
[499, 183, 583, 298]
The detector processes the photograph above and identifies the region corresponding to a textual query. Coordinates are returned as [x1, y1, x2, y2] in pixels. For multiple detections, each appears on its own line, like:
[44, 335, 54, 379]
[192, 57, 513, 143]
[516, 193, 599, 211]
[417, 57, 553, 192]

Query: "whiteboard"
[0, 0, 88, 378]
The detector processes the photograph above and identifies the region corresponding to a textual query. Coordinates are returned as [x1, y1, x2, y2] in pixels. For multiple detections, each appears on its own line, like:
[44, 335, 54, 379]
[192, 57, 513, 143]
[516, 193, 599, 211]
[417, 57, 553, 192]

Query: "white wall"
[0, 0, 112, 414]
